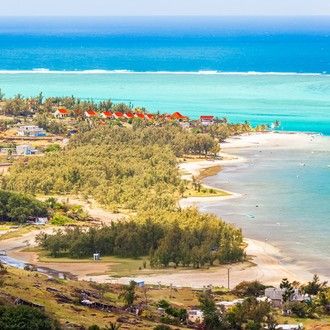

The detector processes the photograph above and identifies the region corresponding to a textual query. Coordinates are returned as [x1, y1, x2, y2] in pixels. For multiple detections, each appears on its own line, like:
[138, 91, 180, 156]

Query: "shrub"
[0, 305, 59, 330]
[50, 213, 73, 226]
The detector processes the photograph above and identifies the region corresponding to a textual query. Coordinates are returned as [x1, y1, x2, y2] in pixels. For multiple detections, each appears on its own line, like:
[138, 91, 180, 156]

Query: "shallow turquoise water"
[201, 141, 330, 277]
[1, 73, 330, 134]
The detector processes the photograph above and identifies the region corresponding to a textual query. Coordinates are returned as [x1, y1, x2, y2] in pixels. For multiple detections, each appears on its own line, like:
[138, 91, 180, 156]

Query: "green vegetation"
[2, 125, 245, 266]
[119, 281, 137, 307]
[0, 191, 89, 225]
[0, 190, 48, 223]
[0, 305, 59, 330]
[232, 280, 267, 298]
[36, 208, 244, 267]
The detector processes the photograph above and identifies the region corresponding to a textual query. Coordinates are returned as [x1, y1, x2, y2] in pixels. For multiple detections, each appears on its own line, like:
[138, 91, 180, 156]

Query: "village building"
[264, 288, 308, 308]
[134, 113, 145, 120]
[54, 108, 70, 118]
[100, 111, 112, 119]
[16, 145, 37, 155]
[113, 112, 124, 119]
[84, 110, 98, 118]
[200, 115, 215, 126]
[275, 324, 304, 330]
[187, 309, 204, 324]
[17, 125, 46, 137]
[216, 299, 244, 310]
[144, 114, 154, 121]
[124, 112, 134, 119]
[171, 111, 188, 121]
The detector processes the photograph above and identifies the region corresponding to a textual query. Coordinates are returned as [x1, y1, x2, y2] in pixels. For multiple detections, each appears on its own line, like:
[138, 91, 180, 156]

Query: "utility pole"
[227, 267, 231, 290]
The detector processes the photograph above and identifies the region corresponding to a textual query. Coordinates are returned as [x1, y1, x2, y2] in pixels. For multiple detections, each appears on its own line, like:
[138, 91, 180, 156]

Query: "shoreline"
[177, 131, 330, 286]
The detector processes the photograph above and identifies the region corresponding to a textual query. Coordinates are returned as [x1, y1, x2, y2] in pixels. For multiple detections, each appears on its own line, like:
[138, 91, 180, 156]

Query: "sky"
[1, 0, 330, 16]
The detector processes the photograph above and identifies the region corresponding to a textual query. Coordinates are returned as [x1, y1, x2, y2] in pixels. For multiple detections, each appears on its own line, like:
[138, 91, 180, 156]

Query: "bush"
[232, 281, 266, 297]
[50, 213, 73, 226]
[0, 305, 59, 330]
[154, 325, 172, 330]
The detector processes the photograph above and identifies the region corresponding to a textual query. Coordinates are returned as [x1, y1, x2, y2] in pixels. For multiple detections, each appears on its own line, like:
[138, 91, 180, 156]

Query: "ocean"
[0, 16, 329, 276]
[200, 137, 330, 277]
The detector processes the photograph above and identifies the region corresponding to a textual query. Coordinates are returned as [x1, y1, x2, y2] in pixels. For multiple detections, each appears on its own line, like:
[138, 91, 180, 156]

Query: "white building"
[16, 145, 37, 155]
[187, 309, 204, 324]
[264, 288, 308, 308]
[200, 115, 215, 126]
[17, 126, 46, 137]
[275, 324, 303, 330]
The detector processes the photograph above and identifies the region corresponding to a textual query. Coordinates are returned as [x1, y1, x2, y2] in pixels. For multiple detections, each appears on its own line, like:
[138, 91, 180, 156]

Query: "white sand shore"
[83, 237, 315, 288]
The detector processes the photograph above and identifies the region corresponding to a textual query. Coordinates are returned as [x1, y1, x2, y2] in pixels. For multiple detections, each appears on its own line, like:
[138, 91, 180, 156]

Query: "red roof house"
[54, 108, 70, 118]
[171, 112, 188, 120]
[124, 113, 134, 119]
[144, 114, 154, 121]
[134, 113, 145, 120]
[85, 109, 98, 118]
[100, 111, 113, 119]
[200, 115, 215, 126]
[113, 112, 124, 119]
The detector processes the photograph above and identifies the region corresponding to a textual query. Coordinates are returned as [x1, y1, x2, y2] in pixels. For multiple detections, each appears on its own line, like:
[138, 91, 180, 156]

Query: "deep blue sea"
[1, 16, 330, 73]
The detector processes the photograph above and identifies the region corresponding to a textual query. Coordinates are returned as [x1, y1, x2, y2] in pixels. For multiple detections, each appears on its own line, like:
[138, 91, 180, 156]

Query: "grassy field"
[0, 267, 162, 329]
[0, 267, 329, 329]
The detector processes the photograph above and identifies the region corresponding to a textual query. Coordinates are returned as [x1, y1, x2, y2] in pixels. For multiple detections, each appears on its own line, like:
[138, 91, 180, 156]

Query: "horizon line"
[1, 14, 330, 18]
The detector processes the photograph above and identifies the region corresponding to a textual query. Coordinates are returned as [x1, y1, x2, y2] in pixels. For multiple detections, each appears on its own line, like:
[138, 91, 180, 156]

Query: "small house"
[134, 113, 145, 120]
[85, 110, 98, 118]
[216, 299, 244, 310]
[133, 279, 145, 287]
[54, 108, 70, 118]
[200, 115, 215, 126]
[113, 112, 124, 119]
[264, 288, 308, 308]
[16, 145, 37, 155]
[187, 309, 204, 324]
[28, 217, 48, 225]
[100, 111, 112, 119]
[124, 113, 134, 119]
[171, 112, 188, 121]
[144, 114, 154, 121]
[17, 125, 46, 137]
[275, 324, 303, 330]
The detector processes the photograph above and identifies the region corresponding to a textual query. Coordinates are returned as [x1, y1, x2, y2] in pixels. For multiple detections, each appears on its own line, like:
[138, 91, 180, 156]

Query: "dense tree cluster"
[3, 126, 220, 211]
[0, 190, 48, 223]
[36, 208, 244, 267]
[0, 305, 59, 330]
